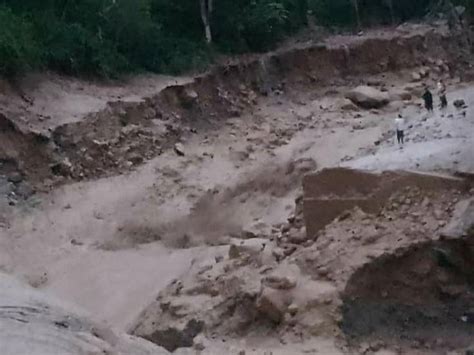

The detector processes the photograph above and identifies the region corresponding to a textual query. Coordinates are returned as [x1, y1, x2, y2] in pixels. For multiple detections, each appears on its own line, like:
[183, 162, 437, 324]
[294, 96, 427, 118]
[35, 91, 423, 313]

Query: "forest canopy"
[0, 0, 471, 78]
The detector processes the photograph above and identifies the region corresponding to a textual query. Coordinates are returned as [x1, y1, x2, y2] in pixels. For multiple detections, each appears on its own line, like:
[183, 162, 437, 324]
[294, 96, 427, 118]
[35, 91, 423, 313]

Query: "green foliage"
[213, 0, 291, 53]
[0, 6, 39, 77]
[241, 0, 289, 50]
[36, 17, 128, 77]
[309, 0, 354, 26]
[0, 0, 462, 78]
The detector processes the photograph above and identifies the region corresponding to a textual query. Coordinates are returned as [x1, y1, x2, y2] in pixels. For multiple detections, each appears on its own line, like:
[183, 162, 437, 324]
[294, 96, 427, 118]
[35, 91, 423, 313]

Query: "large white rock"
[0, 273, 169, 355]
[346, 86, 390, 109]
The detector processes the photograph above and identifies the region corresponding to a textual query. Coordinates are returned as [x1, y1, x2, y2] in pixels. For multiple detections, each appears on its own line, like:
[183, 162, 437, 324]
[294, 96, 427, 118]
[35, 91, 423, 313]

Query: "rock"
[182, 88, 199, 107]
[352, 123, 365, 130]
[143, 319, 204, 352]
[193, 335, 206, 351]
[340, 98, 359, 111]
[228, 244, 241, 259]
[0, 272, 170, 355]
[411, 72, 422, 82]
[262, 275, 297, 290]
[346, 86, 390, 109]
[287, 303, 299, 316]
[256, 287, 289, 323]
[286, 158, 317, 175]
[128, 153, 143, 166]
[287, 228, 307, 244]
[15, 183, 35, 199]
[419, 67, 430, 78]
[389, 89, 412, 101]
[272, 248, 285, 262]
[283, 245, 297, 256]
[453, 99, 467, 108]
[50, 158, 73, 177]
[7, 172, 23, 184]
[174, 143, 185, 156]
[143, 107, 157, 120]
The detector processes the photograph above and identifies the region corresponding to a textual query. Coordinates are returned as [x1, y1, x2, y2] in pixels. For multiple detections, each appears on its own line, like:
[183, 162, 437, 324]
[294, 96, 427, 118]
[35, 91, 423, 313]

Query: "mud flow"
[0, 22, 473, 355]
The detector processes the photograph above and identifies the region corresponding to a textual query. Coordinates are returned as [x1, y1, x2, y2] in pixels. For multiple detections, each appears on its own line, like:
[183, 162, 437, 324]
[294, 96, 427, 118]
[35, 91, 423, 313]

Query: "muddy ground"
[0, 22, 473, 354]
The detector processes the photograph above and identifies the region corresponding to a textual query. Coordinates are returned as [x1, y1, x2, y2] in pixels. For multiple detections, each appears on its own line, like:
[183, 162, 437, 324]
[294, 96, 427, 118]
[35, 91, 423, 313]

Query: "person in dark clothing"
[422, 87, 434, 113]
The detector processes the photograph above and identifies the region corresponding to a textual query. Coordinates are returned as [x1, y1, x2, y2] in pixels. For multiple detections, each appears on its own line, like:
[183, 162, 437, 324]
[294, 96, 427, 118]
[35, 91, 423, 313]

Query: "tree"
[199, 0, 213, 43]
[383, 0, 395, 24]
[351, 0, 361, 31]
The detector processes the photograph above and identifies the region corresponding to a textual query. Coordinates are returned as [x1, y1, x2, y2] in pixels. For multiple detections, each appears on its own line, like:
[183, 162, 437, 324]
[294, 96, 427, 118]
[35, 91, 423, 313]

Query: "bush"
[213, 0, 290, 53]
[37, 18, 128, 77]
[0, 6, 39, 77]
[309, 0, 354, 27]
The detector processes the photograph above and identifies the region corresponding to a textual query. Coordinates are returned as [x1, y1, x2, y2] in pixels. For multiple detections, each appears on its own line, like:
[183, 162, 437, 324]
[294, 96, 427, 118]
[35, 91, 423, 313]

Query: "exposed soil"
[0, 22, 473, 355]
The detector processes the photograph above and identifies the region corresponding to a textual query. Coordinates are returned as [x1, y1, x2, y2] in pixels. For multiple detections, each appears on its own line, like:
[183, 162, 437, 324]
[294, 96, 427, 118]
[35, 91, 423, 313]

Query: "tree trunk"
[352, 0, 361, 31]
[387, 0, 395, 25]
[199, 0, 213, 44]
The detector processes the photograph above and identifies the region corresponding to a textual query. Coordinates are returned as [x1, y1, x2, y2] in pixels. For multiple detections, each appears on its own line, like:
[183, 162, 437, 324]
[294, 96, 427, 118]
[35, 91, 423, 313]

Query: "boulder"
[256, 287, 290, 323]
[389, 89, 412, 102]
[453, 99, 467, 108]
[346, 86, 390, 109]
[411, 72, 422, 82]
[0, 273, 169, 355]
[419, 67, 430, 78]
[181, 88, 199, 107]
[7, 172, 23, 184]
[228, 244, 241, 259]
[339, 98, 360, 111]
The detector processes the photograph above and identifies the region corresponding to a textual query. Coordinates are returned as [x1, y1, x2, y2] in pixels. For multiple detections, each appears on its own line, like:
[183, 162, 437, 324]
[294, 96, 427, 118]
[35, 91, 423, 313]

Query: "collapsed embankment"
[129, 168, 474, 353]
[0, 24, 469, 191]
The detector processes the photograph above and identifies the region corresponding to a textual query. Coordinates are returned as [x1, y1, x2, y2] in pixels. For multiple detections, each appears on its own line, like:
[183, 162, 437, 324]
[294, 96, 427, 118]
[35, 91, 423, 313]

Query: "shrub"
[0, 6, 39, 77]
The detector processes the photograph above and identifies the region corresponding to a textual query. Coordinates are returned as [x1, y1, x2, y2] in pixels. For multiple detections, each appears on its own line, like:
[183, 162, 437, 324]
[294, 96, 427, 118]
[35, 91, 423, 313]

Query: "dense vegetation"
[0, 0, 471, 78]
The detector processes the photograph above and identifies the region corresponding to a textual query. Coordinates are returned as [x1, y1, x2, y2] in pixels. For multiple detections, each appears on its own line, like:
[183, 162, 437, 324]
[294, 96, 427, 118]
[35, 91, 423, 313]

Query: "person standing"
[395, 114, 405, 145]
[438, 80, 448, 109]
[422, 87, 434, 113]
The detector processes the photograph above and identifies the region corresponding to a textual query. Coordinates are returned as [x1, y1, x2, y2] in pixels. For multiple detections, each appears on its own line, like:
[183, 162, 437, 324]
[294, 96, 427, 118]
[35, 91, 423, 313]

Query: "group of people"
[422, 80, 448, 113]
[394, 80, 449, 146]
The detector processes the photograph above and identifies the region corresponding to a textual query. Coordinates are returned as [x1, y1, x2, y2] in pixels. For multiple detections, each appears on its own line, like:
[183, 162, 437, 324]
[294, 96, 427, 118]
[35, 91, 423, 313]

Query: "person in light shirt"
[395, 114, 405, 145]
[438, 80, 448, 110]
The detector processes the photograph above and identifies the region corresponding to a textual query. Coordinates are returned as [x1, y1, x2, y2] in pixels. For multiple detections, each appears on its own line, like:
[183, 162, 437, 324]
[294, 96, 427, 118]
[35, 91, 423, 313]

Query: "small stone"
[283, 245, 297, 256]
[128, 153, 143, 166]
[287, 303, 299, 316]
[174, 143, 185, 156]
[262, 275, 297, 290]
[193, 335, 206, 351]
[411, 72, 422, 82]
